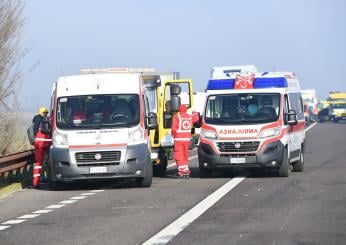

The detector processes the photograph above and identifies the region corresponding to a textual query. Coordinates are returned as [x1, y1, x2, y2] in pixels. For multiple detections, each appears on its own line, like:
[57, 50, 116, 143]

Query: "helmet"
[38, 106, 48, 115]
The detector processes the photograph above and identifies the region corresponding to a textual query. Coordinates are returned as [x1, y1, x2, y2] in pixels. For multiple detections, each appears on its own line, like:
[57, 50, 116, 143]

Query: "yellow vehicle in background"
[144, 74, 196, 176]
[81, 68, 196, 176]
[318, 92, 346, 123]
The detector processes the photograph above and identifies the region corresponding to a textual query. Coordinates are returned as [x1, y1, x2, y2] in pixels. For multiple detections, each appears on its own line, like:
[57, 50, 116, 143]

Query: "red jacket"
[172, 105, 199, 142]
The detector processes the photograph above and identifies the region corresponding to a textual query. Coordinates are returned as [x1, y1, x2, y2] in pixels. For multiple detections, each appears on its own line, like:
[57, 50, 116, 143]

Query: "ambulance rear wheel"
[278, 148, 290, 177]
[293, 146, 304, 172]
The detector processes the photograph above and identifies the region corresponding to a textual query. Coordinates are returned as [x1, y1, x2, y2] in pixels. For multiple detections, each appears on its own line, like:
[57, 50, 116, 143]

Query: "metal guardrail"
[0, 150, 35, 188]
[0, 150, 35, 174]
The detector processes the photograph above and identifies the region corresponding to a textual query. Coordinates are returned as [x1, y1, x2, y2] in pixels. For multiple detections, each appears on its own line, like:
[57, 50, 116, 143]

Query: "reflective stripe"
[174, 138, 191, 141]
[177, 129, 191, 133]
[35, 138, 52, 142]
[33, 174, 40, 177]
[34, 166, 42, 169]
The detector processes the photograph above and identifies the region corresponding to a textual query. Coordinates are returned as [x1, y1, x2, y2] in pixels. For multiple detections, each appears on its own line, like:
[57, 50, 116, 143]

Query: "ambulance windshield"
[56, 94, 140, 129]
[204, 93, 280, 125]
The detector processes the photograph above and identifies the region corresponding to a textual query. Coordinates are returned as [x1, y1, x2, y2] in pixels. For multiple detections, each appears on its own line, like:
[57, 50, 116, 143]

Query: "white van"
[48, 72, 159, 189]
[198, 66, 305, 177]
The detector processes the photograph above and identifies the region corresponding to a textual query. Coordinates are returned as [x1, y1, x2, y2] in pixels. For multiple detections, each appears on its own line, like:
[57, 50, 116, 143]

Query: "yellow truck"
[81, 68, 196, 176]
[144, 74, 195, 176]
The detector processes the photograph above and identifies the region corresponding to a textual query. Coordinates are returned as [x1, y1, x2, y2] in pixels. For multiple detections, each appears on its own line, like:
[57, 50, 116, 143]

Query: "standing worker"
[32, 107, 51, 188]
[171, 104, 199, 178]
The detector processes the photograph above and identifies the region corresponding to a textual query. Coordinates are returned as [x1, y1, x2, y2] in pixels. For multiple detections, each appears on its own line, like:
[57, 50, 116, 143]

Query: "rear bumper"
[198, 140, 284, 170]
[49, 143, 150, 182]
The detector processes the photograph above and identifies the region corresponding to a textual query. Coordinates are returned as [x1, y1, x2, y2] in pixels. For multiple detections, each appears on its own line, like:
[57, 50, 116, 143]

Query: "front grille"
[81, 173, 115, 177]
[75, 151, 121, 163]
[217, 141, 260, 153]
[77, 162, 120, 167]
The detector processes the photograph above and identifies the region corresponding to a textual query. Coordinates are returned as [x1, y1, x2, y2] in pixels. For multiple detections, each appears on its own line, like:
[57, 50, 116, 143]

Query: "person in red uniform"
[32, 107, 52, 188]
[171, 104, 199, 178]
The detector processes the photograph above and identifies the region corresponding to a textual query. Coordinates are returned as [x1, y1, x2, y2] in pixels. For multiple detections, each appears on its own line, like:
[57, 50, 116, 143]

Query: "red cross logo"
[234, 74, 255, 89]
[182, 120, 191, 130]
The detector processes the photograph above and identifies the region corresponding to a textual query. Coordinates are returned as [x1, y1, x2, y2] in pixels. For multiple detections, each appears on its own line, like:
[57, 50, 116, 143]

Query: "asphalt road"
[0, 122, 345, 245]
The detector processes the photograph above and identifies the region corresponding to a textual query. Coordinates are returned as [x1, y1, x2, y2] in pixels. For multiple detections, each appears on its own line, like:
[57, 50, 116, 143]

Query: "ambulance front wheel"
[47, 164, 65, 191]
[199, 163, 213, 178]
[136, 158, 153, 187]
[292, 146, 304, 172]
[278, 148, 290, 177]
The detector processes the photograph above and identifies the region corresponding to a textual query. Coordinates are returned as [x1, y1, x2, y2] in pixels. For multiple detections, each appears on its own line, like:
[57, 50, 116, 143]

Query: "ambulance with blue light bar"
[47, 68, 160, 189]
[198, 66, 305, 177]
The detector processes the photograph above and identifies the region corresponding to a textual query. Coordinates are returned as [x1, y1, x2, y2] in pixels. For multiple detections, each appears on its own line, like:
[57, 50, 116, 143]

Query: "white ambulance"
[198, 66, 305, 177]
[48, 70, 159, 189]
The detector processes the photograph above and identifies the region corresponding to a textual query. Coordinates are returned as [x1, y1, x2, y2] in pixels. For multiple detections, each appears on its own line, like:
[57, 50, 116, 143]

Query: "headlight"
[201, 129, 217, 139]
[128, 127, 144, 144]
[53, 131, 68, 146]
[258, 127, 281, 138]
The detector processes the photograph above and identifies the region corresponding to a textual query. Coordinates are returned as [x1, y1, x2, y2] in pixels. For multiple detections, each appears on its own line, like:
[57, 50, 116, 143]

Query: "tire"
[136, 159, 153, 187]
[153, 155, 167, 177]
[199, 164, 212, 178]
[278, 148, 290, 177]
[293, 146, 304, 172]
[47, 165, 64, 191]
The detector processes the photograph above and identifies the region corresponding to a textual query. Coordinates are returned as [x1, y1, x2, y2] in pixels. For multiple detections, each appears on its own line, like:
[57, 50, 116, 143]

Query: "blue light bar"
[207, 79, 235, 90]
[207, 77, 288, 90]
[254, 77, 288, 88]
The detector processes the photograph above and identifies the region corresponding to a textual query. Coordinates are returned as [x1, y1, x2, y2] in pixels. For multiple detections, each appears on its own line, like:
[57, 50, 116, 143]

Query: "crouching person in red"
[32, 107, 52, 188]
[171, 105, 199, 178]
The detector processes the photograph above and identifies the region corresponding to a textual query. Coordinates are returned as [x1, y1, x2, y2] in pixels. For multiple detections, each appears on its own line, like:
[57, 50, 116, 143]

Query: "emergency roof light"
[207, 75, 288, 90]
[80, 67, 156, 74]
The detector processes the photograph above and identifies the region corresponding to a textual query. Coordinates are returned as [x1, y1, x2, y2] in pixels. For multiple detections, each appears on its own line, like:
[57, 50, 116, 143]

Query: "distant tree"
[0, 0, 28, 155]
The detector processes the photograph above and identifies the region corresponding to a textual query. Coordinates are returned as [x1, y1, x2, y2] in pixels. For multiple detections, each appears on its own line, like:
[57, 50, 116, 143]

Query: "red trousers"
[33, 145, 47, 187]
[174, 141, 190, 175]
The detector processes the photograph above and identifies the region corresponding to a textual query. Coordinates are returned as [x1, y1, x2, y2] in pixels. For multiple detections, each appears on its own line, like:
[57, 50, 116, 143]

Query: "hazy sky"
[20, 0, 346, 111]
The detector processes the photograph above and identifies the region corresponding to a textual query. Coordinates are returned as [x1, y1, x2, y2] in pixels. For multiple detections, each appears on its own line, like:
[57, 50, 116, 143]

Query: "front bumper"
[198, 140, 284, 170]
[49, 143, 150, 182]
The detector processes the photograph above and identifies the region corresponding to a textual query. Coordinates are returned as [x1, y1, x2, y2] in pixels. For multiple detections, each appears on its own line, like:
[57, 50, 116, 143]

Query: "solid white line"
[305, 122, 317, 132]
[18, 214, 41, 219]
[0, 225, 11, 231]
[33, 209, 53, 214]
[167, 155, 198, 169]
[2, 219, 26, 225]
[70, 196, 87, 200]
[60, 200, 78, 204]
[46, 204, 65, 209]
[143, 176, 247, 245]
[90, 190, 105, 193]
[80, 192, 97, 196]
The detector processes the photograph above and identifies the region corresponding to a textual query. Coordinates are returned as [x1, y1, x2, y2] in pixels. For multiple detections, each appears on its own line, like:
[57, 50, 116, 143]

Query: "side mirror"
[165, 96, 181, 114]
[285, 110, 298, 125]
[147, 112, 158, 129]
[163, 113, 173, 128]
[40, 119, 51, 135]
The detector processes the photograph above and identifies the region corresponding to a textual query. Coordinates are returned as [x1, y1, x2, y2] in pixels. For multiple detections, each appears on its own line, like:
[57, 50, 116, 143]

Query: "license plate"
[90, 166, 107, 174]
[230, 158, 246, 164]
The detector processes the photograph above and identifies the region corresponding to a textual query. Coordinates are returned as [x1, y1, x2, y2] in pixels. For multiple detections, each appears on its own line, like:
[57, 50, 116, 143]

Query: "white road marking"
[145, 122, 316, 243]
[167, 155, 198, 169]
[18, 214, 40, 219]
[0, 226, 10, 231]
[81, 192, 96, 196]
[46, 204, 65, 209]
[33, 210, 53, 214]
[2, 219, 26, 225]
[306, 122, 317, 132]
[70, 196, 87, 200]
[60, 200, 78, 204]
[90, 190, 105, 193]
[143, 176, 247, 245]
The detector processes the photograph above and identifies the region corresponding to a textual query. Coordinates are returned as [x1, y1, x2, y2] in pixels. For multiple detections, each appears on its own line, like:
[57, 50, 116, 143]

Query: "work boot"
[183, 173, 190, 179]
